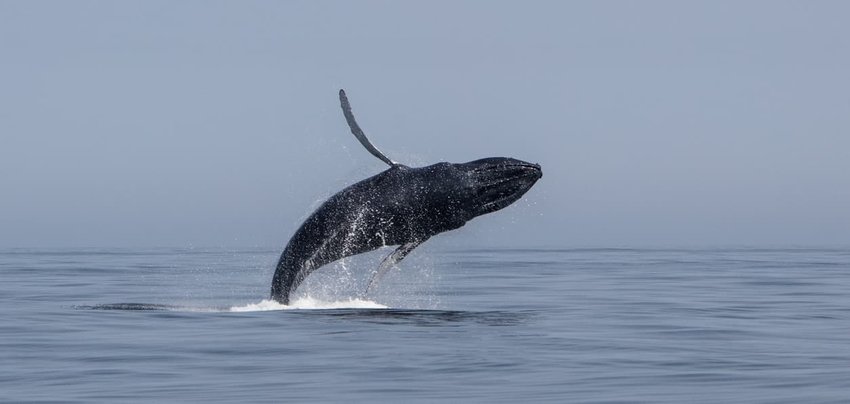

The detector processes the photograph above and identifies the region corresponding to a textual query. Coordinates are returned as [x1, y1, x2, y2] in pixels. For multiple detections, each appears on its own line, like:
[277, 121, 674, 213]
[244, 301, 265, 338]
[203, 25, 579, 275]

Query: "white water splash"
[229, 296, 387, 312]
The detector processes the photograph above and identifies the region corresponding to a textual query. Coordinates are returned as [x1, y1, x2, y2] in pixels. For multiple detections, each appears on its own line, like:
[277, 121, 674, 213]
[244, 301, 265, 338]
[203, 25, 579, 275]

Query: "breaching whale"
[270, 90, 542, 304]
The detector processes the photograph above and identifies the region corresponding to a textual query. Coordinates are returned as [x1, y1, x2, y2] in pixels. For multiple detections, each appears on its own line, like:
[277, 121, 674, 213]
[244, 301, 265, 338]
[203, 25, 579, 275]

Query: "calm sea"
[2, 247, 849, 403]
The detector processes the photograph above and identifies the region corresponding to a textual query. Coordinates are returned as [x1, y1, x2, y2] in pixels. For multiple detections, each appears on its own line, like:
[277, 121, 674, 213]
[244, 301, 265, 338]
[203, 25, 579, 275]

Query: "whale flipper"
[339, 89, 398, 167]
[366, 240, 426, 293]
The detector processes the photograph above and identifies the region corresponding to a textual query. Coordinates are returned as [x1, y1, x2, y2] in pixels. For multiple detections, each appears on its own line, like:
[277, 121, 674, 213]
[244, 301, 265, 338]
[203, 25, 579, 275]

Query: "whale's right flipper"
[339, 89, 399, 167]
[366, 239, 426, 294]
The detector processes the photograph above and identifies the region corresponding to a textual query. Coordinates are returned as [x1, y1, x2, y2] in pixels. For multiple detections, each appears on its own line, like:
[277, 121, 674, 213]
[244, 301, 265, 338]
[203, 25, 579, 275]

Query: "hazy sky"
[1, 1, 848, 248]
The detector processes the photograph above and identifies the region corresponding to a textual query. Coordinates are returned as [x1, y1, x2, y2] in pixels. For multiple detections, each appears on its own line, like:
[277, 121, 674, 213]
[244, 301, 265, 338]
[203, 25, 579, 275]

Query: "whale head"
[406, 157, 542, 227]
[458, 157, 543, 216]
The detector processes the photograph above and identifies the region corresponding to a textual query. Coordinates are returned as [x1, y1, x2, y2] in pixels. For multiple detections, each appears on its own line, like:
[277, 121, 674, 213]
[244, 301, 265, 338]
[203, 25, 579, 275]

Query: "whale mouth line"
[474, 164, 542, 188]
[478, 187, 531, 214]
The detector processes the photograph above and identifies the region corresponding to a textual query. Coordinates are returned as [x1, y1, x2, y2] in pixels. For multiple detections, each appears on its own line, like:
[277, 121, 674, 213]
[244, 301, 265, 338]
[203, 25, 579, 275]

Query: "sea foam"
[229, 296, 387, 312]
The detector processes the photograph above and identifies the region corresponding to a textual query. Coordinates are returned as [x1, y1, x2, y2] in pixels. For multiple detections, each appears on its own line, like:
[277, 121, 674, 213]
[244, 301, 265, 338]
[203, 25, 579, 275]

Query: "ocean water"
[2, 247, 849, 403]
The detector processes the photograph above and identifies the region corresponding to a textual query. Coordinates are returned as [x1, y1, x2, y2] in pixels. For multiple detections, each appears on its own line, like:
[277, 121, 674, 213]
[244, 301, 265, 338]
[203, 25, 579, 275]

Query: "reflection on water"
[295, 309, 534, 327]
[76, 303, 186, 311]
[75, 303, 533, 327]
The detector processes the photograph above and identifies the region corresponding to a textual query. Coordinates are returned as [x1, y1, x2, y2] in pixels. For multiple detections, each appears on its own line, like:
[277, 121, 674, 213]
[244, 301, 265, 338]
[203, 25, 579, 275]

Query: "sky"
[1, 1, 848, 248]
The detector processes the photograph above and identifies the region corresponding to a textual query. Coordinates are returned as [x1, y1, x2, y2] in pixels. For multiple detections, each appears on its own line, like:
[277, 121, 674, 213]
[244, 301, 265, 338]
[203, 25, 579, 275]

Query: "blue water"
[2, 247, 849, 402]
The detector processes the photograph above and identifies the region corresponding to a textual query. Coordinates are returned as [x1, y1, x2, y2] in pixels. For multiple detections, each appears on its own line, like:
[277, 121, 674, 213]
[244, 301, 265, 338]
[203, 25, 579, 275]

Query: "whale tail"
[272, 251, 313, 305]
[270, 261, 294, 305]
[270, 271, 289, 305]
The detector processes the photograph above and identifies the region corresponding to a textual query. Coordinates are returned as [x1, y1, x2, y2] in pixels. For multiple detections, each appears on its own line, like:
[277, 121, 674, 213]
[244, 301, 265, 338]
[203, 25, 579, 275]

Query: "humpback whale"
[271, 90, 542, 304]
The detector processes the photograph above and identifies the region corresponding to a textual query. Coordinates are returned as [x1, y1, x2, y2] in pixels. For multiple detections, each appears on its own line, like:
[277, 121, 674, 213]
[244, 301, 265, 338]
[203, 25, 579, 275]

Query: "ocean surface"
[2, 247, 849, 403]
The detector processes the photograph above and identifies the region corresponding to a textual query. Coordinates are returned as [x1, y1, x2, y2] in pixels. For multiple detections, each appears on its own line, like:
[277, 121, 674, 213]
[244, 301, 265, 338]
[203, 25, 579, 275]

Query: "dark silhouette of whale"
[270, 90, 542, 304]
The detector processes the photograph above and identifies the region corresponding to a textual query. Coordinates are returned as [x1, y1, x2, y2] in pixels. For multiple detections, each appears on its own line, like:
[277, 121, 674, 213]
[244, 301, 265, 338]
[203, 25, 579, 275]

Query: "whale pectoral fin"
[366, 239, 426, 294]
[339, 89, 399, 167]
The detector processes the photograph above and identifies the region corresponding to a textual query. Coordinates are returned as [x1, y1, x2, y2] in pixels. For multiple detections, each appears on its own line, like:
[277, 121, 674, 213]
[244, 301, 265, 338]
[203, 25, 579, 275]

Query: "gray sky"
[1, 1, 848, 248]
